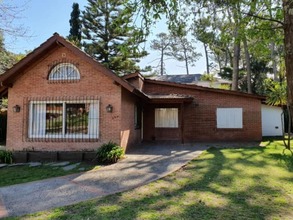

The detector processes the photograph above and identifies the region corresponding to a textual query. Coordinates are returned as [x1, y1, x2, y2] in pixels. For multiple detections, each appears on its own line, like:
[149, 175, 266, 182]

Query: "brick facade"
[6, 46, 132, 151]
[1, 34, 263, 153]
[142, 81, 262, 142]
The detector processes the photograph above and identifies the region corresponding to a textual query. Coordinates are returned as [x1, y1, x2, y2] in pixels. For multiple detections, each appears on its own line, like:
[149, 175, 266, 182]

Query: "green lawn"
[0, 163, 99, 187]
[6, 140, 293, 220]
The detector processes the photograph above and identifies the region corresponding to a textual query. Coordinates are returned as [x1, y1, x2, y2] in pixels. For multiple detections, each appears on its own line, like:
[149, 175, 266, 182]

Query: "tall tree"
[0, 32, 17, 74]
[192, 18, 215, 74]
[150, 32, 173, 75]
[171, 36, 201, 75]
[68, 3, 82, 47]
[82, 0, 147, 75]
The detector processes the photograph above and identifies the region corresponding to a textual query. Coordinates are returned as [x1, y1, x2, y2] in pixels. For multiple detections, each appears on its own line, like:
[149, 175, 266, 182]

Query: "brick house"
[0, 34, 265, 152]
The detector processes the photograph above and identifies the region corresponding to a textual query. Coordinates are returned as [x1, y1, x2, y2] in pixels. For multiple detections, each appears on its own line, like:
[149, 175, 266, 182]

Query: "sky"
[3, 0, 206, 75]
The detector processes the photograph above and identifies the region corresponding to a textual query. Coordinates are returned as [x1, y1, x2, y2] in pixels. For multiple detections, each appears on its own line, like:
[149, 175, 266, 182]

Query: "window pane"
[46, 104, 63, 134]
[66, 103, 88, 134]
[155, 108, 178, 128]
[216, 108, 243, 128]
[29, 100, 99, 139]
[30, 103, 46, 136]
[49, 63, 80, 80]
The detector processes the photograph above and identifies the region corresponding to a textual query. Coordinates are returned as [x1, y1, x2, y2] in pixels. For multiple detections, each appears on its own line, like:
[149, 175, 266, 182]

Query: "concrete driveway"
[0, 142, 208, 218]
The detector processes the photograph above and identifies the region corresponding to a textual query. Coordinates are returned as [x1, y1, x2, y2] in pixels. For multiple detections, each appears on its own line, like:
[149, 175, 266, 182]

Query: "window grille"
[48, 63, 80, 81]
[25, 97, 99, 142]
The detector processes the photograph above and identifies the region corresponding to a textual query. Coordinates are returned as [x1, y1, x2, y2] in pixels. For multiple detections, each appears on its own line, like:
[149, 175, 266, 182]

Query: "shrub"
[95, 142, 124, 164]
[0, 150, 13, 164]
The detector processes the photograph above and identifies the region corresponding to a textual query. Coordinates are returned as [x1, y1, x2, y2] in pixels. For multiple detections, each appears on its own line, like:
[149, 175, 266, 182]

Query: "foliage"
[264, 79, 287, 106]
[0, 32, 18, 74]
[170, 34, 201, 75]
[0, 150, 12, 164]
[95, 142, 124, 164]
[22, 141, 293, 219]
[239, 58, 273, 95]
[218, 67, 233, 80]
[82, 0, 147, 75]
[150, 32, 173, 75]
[0, 98, 8, 108]
[200, 73, 215, 82]
[68, 3, 82, 47]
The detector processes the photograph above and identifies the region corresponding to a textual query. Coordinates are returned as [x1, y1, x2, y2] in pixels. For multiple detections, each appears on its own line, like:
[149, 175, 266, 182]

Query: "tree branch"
[243, 12, 284, 26]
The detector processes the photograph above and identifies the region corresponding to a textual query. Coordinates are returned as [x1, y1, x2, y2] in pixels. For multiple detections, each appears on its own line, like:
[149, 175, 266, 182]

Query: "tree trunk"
[204, 43, 210, 74]
[270, 41, 278, 81]
[232, 27, 240, 91]
[283, 0, 293, 150]
[160, 48, 164, 75]
[243, 36, 252, 93]
[216, 54, 222, 73]
[184, 48, 189, 75]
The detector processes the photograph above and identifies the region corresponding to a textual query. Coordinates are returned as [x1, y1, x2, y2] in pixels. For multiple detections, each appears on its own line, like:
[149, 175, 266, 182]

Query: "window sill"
[48, 79, 80, 84]
[27, 137, 99, 142]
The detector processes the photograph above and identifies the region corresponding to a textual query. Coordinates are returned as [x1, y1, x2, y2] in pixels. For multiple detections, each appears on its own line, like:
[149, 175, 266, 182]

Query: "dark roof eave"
[148, 96, 193, 104]
[133, 89, 150, 101]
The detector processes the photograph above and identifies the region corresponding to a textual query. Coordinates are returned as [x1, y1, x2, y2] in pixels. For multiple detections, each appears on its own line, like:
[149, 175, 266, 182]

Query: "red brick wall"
[120, 88, 141, 150]
[143, 82, 262, 142]
[7, 46, 123, 151]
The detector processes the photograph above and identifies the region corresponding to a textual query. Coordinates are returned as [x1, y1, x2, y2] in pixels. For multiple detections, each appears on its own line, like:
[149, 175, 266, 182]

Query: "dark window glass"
[66, 103, 88, 134]
[46, 104, 63, 134]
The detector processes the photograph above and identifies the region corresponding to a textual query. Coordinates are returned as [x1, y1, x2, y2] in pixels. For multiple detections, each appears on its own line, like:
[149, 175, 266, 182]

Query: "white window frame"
[155, 108, 179, 128]
[28, 100, 99, 139]
[216, 108, 243, 129]
[48, 63, 80, 80]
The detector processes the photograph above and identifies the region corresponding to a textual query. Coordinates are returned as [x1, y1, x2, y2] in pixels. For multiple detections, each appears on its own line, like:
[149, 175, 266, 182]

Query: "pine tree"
[68, 3, 81, 47]
[82, 0, 147, 75]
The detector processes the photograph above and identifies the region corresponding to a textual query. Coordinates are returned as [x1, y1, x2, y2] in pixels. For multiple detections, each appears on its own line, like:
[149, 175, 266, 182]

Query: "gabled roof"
[144, 78, 265, 100]
[0, 33, 137, 95]
[148, 74, 232, 89]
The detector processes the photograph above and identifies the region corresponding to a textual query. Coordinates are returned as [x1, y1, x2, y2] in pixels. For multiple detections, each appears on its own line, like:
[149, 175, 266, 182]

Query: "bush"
[95, 142, 124, 164]
[0, 150, 13, 164]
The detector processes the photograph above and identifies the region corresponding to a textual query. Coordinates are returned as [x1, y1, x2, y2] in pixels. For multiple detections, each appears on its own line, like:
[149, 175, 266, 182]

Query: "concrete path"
[0, 143, 208, 218]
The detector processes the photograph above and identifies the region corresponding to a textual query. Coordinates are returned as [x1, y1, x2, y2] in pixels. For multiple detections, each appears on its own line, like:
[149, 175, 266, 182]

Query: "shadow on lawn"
[269, 152, 293, 172]
[47, 146, 292, 220]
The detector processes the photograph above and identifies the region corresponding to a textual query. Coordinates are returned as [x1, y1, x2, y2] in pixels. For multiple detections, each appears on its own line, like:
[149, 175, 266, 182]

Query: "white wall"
[261, 105, 283, 136]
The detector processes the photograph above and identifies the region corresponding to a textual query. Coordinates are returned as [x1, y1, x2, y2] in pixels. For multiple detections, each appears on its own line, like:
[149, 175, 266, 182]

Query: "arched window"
[48, 63, 80, 81]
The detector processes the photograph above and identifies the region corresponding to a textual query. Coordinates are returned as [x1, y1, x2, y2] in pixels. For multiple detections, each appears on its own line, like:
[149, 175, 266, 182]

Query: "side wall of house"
[143, 82, 262, 142]
[7, 46, 122, 151]
[120, 88, 141, 150]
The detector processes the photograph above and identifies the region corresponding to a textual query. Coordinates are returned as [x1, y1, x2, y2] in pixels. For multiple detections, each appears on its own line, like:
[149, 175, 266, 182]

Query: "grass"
[0, 162, 99, 187]
[5, 140, 293, 220]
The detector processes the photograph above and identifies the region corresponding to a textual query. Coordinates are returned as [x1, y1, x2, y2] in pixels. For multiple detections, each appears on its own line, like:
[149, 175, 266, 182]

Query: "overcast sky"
[3, 0, 206, 75]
